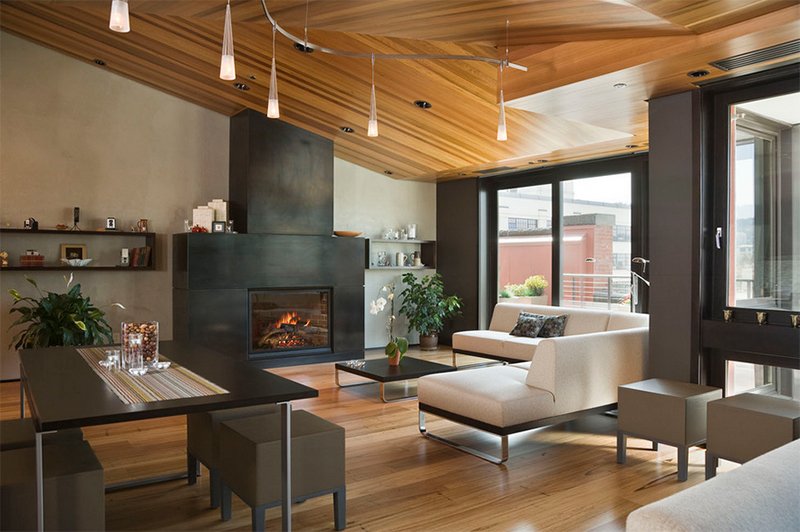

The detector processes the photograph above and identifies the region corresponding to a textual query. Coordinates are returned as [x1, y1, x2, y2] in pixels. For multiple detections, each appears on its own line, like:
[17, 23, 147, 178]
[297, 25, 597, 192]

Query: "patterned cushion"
[509, 312, 546, 338]
[538, 314, 568, 337]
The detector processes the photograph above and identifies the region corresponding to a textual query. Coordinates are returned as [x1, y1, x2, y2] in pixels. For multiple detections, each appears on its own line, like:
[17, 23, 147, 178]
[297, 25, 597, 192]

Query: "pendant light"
[497, 64, 507, 141]
[267, 23, 280, 118]
[497, 20, 509, 142]
[219, 0, 236, 81]
[368, 54, 379, 137]
[108, 0, 130, 33]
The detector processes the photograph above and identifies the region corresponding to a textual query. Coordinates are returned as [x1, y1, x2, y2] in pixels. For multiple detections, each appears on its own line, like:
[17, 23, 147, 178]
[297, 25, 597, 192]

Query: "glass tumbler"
[126, 334, 147, 376]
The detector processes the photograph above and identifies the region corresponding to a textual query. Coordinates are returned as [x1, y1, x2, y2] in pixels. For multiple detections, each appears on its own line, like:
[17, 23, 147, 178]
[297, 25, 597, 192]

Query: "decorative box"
[19, 255, 45, 267]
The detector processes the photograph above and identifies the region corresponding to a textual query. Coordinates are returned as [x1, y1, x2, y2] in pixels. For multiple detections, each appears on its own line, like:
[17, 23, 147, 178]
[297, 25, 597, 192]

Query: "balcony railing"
[561, 273, 635, 312]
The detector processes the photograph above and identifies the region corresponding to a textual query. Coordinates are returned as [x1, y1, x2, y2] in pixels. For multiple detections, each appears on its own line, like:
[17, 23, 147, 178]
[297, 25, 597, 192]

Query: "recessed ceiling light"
[340, 126, 354, 133]
[294, 43, 314, 53]
[625, 144, 639, 149]
[613, 82, 628, 89]
[537, 159, 548, 163]
[93, 59, 106, 66]
[413, 100, 432, 109]
[233, 82, 250, 91]
[248, 74, 257, 80]
[384, 170, 393, 175]
[687, 69, 710, 78]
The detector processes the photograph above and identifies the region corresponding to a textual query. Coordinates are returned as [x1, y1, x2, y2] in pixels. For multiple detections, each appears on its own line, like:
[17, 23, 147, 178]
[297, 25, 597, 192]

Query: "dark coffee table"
[335, 357, 456, 402]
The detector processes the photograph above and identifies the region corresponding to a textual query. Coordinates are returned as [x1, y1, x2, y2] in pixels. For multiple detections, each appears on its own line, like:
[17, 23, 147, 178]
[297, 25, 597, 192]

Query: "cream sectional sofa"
[452, 302, 649, 365]
[626, 439, 800, 531]
[419, 303, 649, 463]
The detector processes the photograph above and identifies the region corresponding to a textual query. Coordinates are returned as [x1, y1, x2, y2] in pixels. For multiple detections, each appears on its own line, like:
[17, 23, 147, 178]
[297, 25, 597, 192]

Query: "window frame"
[485, 154, 648, 315]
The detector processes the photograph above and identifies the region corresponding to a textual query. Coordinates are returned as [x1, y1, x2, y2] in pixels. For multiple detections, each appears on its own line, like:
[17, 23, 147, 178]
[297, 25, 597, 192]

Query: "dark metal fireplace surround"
[173, 110, 365, 367]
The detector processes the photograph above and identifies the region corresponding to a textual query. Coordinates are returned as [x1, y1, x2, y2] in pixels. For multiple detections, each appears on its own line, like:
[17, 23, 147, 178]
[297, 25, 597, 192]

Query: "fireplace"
[250, 289, 330, 355]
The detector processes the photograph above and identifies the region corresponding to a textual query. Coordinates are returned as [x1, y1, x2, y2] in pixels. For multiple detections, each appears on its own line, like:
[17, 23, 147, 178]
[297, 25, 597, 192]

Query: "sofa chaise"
[419, 303, 649, 463]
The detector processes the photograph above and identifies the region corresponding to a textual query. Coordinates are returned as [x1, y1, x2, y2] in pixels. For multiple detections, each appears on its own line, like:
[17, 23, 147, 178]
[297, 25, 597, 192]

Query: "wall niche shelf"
[364, 238, 436, 270]
[0, 228, 156, 271]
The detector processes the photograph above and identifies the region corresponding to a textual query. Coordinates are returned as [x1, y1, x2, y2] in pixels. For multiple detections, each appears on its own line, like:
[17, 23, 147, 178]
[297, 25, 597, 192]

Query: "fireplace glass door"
[250, 289, 330, 354]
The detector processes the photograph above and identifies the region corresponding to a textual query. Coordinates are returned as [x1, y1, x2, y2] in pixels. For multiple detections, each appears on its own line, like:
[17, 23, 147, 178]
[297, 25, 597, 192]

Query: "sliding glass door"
[493, 156, 647, 313]
[560, 173, 634, 311]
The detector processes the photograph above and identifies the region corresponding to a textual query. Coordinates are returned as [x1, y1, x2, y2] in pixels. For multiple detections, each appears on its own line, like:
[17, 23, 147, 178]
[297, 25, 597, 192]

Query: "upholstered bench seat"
[0, 418, 83, 451]
[419, 366, 555, 428]
[1, 441, 104, 531]
[218, 410, 345, 531]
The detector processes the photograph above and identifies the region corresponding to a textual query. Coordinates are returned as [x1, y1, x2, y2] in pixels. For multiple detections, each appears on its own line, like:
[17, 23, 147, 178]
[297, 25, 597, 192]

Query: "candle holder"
[723, 309, 733, 323]
[791, 314, 799, 328]
[755, 311, 767, 326]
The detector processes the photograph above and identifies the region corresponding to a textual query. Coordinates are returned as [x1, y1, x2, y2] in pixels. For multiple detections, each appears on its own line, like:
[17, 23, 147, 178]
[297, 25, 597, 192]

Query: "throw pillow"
[538, 314, 568, 338]
[509, 312, 546, 338]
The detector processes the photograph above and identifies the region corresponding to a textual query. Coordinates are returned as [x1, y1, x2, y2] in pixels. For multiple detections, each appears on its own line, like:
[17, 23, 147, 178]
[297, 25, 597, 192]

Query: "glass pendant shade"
[219, 1, 236, 81]
[368, 54, 378, 137]
[497, 90, 508, 141]
[267, 24, 279, 118]
[368, 85, 379, 137]
[267, 57, 280, 118]
[109, 0, 130, 33]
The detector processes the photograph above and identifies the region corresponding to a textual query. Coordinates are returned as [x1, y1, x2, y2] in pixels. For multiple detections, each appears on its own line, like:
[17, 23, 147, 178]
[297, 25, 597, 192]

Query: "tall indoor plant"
[399, 272, 462, 350]
[7, 275, 123, 349]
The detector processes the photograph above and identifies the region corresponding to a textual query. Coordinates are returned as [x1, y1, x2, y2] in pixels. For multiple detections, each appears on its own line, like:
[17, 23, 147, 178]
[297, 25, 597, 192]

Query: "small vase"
[388, 350, 401, 366]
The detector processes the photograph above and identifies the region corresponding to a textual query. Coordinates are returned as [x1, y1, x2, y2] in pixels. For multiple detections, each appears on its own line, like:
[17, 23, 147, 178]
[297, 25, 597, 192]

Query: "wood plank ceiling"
[1, 1, 798, 181]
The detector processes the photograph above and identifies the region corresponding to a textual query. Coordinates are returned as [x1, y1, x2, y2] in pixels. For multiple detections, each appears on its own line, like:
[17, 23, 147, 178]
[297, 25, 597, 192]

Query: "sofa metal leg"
[616, 431, 627, 464]
[652, 441, 659, 451]
[452, 351, 457, 368]
[333, 487, 346, 530]
[419, 410, 509, 464]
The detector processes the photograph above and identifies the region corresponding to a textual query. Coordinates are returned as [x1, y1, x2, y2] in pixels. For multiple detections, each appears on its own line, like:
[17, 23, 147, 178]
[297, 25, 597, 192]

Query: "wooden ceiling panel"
[0, 0, 797, 181]
[623, 0, 798, 33]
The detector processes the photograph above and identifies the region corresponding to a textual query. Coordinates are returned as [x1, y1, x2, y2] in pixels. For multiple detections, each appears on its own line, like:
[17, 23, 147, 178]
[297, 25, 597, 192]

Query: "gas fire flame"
[274, 311, 310, 329]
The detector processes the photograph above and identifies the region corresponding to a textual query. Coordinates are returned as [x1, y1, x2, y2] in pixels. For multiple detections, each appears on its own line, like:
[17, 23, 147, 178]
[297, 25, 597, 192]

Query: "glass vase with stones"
[122, 321, 159, 367]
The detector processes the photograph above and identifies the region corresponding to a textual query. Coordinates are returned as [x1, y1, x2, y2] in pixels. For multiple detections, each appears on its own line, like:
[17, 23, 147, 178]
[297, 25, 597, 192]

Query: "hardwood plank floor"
[0, 347, 731, 531]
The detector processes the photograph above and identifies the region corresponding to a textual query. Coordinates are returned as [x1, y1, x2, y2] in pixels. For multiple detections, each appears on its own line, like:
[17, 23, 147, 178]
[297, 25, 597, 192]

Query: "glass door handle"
[715, 227, 723, 250]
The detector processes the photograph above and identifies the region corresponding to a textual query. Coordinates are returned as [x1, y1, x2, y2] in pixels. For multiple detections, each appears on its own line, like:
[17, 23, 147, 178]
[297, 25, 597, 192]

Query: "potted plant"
[369, 282, 408, 365]
[399, 272, 462, 351]
[501, 274, 549, 305]
[7, 275, 124, 349]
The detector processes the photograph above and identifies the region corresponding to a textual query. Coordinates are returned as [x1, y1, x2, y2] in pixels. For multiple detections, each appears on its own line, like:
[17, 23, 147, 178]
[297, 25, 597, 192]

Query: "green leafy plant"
[399, 272, 463, 337]
[499, 289, 511, 298]
[504, 275, 549, 297]
[385, 336, 409, 359]
[7, 275, 124, 349]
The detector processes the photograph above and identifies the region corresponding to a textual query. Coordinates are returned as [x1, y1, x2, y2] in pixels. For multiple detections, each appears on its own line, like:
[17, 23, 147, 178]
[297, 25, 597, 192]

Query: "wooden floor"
[0, 347, 730, 531]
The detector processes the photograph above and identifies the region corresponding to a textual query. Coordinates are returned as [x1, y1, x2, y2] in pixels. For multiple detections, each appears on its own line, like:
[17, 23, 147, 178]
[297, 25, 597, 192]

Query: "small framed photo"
[211, 221, 226, 233]
[60, 244, 87, 260]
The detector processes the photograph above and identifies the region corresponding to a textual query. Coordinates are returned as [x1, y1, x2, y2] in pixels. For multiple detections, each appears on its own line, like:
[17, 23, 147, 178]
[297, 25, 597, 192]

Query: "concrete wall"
[333, 158, 436, 347]
[0, 31, 229, 378]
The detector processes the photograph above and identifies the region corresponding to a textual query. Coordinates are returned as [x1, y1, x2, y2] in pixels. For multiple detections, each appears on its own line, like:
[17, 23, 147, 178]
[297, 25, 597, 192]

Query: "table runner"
[78, 347, 229, 404]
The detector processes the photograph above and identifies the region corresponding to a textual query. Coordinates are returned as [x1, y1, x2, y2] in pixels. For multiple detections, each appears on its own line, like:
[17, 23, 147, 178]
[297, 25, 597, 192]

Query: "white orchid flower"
[369, 300, 380, 315]
[376, 297, 387, 310]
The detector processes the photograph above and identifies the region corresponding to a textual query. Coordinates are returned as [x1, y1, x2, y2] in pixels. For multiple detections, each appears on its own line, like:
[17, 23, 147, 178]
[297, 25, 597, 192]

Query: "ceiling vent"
[710, 40, 800, 71]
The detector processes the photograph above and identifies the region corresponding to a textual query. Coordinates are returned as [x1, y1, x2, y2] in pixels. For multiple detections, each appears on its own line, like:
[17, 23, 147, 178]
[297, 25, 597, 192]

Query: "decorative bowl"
[333, 230, 362, 237]
[61, 258, 93, 267]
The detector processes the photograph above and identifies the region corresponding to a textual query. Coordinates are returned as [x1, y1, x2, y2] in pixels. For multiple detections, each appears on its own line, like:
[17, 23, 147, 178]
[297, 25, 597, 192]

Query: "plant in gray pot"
[399, 272, 462, 351]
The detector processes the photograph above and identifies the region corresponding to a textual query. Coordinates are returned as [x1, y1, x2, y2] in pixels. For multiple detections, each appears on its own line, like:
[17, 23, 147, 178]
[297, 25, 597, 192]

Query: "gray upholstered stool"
[706, 393, 800, 479]
[218, 410, 346, 532]
[617, 378, 722, 481]
[0, 418, 84, 451]
[0, 441, 104, 531]
[187, 404, 278, 508]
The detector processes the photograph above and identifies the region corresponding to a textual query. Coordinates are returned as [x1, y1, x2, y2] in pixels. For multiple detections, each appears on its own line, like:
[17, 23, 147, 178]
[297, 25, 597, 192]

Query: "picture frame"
[211, 221, 226, 233]
[60, 243, 87, 260]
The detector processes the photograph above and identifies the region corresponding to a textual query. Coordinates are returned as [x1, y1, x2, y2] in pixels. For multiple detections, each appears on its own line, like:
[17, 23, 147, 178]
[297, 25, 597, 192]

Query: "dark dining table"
[19, 340, 318, 532]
